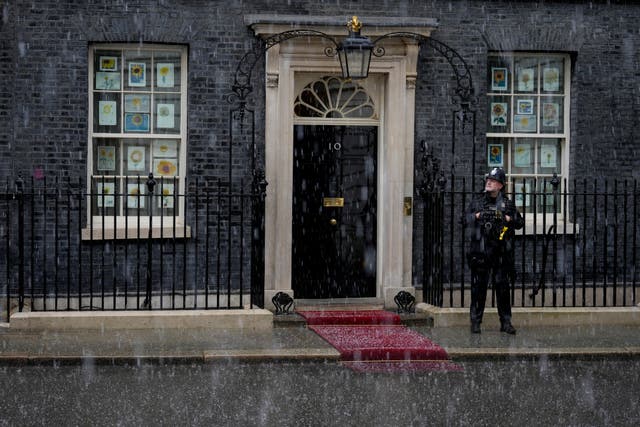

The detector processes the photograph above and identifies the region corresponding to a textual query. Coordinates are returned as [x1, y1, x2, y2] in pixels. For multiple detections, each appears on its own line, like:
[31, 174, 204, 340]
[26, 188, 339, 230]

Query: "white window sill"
[81, 217, 191, 240]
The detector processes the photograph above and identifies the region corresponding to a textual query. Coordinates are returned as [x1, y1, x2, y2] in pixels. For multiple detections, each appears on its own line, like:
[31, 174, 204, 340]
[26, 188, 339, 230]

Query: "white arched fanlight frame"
[294, 76, 376, 119]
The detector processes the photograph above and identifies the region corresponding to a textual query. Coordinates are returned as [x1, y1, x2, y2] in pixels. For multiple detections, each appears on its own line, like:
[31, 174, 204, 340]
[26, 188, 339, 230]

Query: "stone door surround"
[245, 15, 437, 309]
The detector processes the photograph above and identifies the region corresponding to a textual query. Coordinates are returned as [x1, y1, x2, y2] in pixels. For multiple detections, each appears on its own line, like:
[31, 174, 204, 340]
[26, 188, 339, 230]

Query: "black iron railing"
[1, 175, 266, 320]
[421, 176, 639, 308]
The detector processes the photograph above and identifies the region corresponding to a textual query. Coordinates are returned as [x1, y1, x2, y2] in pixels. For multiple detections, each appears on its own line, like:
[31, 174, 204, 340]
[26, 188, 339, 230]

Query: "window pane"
[93, 139, 119, 175]
[488, 96, 510, 133]
[93, 93, 121, 133]
[512, 178, 560, 214]
[514, 96, 537, 133]
[486, 138, 508, 169]
[94, 50, 121, 91]
[541, 57, 564, 94]
[535, 180, 560, 214]
[123, 139, 150, 175]
[91, 177, 119, 217]
[154, 94, 180, 134]
[514, 57, 538, 94]
[537, 139, 562, 175]
[124, 93, 151, 114]
[512, 177, 533, 213]
[511, 138, 535, 175]
[152, 139, 180, 159]
[540, 96, 564, 133]
[124, 176, 149, 216]
[124, 51, 151, 91]
[154, 51, 182, 92]
[488, 56, 510, 92]
[513, 113, 537, 133]
[156, 177, 179, 217]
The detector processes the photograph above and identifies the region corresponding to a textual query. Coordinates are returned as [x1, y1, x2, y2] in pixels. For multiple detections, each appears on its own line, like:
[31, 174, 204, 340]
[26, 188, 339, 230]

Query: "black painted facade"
[1, 1, 639, 304]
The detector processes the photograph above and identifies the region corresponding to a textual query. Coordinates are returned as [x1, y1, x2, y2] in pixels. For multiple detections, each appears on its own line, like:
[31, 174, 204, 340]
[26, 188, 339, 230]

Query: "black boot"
[500, 323, 516, 335]
[471, 322, 481, 334]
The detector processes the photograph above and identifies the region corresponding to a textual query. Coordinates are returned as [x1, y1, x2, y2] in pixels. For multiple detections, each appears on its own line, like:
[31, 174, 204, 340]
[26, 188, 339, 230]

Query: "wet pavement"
[2, 359, 640, 426]
[2, 311, 639, 425]
[2, 311, 638, 426]
[1, 312, 639, 364]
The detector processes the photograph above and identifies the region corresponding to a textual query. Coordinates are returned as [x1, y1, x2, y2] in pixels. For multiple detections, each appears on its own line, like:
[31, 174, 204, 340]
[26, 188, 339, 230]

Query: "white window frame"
[487, 52, 572, 233]
[85, 44, 188, 240]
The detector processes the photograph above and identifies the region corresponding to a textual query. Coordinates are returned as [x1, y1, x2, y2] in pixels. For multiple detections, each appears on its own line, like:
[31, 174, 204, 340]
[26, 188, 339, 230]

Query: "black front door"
[292, 125, 377, 298]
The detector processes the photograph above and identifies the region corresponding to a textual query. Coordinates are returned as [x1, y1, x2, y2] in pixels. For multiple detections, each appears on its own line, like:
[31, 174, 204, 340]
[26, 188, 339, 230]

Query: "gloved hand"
[479, 209, 497, 225]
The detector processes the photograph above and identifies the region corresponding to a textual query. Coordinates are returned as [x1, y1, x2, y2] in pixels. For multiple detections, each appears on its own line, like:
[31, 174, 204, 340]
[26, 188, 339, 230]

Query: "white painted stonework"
[247, 16, 437, 309]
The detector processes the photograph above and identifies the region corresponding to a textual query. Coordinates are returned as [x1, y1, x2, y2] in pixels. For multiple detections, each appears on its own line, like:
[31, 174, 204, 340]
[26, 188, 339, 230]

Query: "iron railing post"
[551, 173, 560, 307]
[5, 179, 11, 320]
[419, 141, 446, 306]
[251, 170, 267, 308]
[15, 176, 25, 312]
[144, 173, 156, 309]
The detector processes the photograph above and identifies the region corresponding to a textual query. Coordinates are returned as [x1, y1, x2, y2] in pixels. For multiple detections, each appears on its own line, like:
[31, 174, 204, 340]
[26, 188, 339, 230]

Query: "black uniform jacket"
[464, 191, 524, 262]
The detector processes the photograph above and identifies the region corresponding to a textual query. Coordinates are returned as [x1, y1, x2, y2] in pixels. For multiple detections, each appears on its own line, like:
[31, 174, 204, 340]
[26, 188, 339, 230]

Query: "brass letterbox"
[323, 197, 344, 208]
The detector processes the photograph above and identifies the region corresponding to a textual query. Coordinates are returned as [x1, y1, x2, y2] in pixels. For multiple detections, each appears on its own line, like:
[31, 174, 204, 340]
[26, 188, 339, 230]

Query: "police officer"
[465, 167, 523, 334]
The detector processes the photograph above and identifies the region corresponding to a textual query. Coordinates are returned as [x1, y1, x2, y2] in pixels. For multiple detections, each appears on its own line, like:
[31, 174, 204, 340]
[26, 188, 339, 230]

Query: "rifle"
[529, 225, 556, 298]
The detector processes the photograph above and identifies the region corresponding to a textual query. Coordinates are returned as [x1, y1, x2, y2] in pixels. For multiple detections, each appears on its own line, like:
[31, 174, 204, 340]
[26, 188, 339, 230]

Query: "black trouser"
[470, 255, 512, 326]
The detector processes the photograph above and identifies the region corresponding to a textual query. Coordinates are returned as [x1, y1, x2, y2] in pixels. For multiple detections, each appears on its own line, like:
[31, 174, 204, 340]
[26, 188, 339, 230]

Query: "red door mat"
[298, 310, 462, 373]
[297, 310, 402, 326]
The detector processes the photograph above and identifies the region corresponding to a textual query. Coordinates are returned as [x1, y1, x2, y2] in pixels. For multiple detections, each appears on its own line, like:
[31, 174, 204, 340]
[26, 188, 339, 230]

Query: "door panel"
[292, 125, 377, 298]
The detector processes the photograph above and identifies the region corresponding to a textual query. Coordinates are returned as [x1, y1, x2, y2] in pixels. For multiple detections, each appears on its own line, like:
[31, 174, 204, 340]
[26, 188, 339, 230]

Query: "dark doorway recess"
[292, 125, 377, 298]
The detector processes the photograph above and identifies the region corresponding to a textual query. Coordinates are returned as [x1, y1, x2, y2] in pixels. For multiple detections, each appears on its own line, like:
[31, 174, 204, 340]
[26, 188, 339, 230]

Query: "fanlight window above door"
[294, 76, 376, 119]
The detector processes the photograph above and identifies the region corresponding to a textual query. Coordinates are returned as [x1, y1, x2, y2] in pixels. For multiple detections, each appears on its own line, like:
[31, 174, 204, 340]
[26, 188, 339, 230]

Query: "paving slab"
[0, 310, 639, 363]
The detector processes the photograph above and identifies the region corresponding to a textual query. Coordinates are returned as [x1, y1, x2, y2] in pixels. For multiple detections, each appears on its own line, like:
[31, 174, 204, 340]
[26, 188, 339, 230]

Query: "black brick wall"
[3, 1, 639, 182]
[1, 0, 639, 295]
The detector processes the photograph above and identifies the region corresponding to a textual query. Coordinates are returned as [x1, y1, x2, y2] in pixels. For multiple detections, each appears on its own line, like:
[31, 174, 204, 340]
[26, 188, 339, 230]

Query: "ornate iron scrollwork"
[394, 290, 416, 314]
[371, 32, 477, 111]
[229, 29, 340, 111]
[272, 291, 294, 315]
[229, 28, 476, 119]
[252, 167, 268, 197]
[419, 140, 446, 197]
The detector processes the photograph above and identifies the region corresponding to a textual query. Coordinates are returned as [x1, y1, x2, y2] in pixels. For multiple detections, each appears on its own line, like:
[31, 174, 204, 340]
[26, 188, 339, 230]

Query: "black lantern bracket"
[230, 16, 476, 115]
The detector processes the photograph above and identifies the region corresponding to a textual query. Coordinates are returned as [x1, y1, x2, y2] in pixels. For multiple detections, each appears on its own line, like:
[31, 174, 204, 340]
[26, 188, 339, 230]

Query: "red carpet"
[298, 310, 462, 372]
[297, 310, 401, 326]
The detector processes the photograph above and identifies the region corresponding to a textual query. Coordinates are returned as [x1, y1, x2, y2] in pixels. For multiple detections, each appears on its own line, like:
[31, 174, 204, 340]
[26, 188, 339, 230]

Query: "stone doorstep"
[417, 303, 640, 327]
[9, 309, 274, 331]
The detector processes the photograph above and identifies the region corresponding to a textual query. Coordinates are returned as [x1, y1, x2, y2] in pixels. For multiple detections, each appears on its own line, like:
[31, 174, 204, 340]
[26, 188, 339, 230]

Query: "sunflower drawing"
[131, 65, 143, 78]
[131, 114, 143, 125]
[158, 106, 170, 117]
[491, 103, 507, 126]
[99, 147, 114, 158]
[156, 160, 177, 176]
[129, 149, 143, 163]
